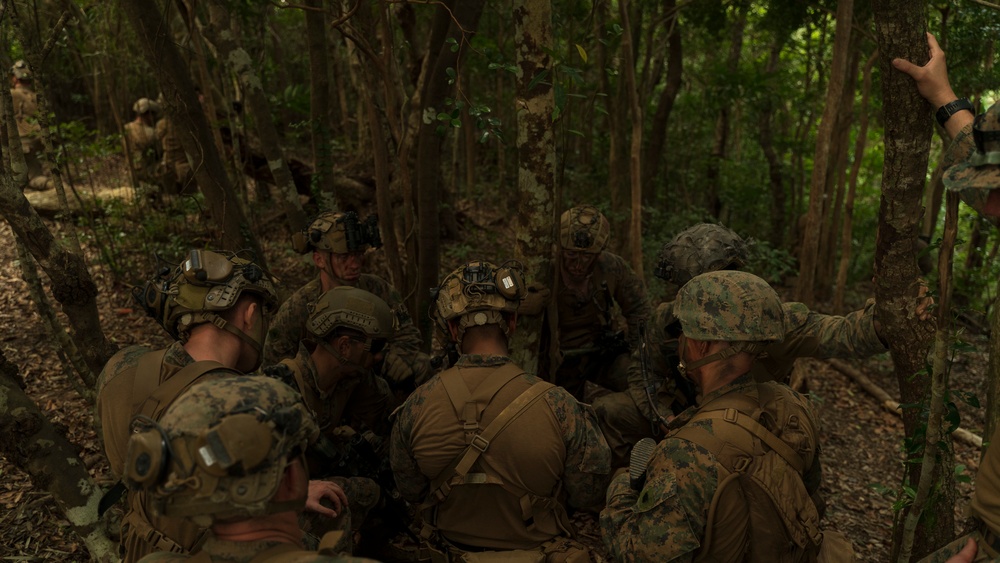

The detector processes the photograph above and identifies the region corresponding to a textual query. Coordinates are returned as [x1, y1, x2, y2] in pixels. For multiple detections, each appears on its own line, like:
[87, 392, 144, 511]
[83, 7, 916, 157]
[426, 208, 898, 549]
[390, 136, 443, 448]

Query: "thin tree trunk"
[306, 0, 333, 199]
[834, 50, 877, 312]
[796, 0, 854, 304]
[618, 0, 643, 278]
[758, 41, 786, 248]
[640, 0, 682, 208]
[872, 1, 953, 557]
[205, 2, 308, 232]
[0, 350, 118, 562]
[509, 0, 556, 375]
[120, 0, 265, 263]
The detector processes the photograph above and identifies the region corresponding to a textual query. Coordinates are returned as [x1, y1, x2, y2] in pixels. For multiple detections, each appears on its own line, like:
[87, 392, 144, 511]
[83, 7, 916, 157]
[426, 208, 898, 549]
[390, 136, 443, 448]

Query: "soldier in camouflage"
[533, 205, 651, 401]
[593, 223, 890, 467]
[264, 286, 396, 549]
[601, 271, 851, 562]
[124, 97, 162, 185]
[265, 211, 430, 393]
[390, 260, 611, 561]
[895, 33, 1000, 563]
[8, 60, 49, 190]
[125, 375, 377, 562]
[97, 250, 345, 562]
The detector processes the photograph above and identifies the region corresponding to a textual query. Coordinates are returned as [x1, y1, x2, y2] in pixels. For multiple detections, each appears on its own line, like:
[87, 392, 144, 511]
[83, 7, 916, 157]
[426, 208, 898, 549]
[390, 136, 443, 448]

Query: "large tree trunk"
[509, 0, 556, 375]
[638, 0, 682, 208]
[120, 0, 265, 263]
[0, 349, 118, 562]
[205, 2, 308, 233]
[796, 0, 854, 304]
[872, 1, 953, 557]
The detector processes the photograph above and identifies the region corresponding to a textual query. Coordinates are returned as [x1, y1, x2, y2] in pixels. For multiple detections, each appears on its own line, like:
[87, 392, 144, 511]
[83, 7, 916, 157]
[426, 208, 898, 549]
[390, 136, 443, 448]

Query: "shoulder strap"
[439, 362, 526, 444]
[134, 350, 235, 421]
[423, 379, 555, 508]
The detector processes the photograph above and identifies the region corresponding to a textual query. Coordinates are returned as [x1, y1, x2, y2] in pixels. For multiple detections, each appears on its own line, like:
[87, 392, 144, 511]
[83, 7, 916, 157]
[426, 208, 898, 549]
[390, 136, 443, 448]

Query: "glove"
[519, 283, 551, 316]
[385, 352, 415, 385]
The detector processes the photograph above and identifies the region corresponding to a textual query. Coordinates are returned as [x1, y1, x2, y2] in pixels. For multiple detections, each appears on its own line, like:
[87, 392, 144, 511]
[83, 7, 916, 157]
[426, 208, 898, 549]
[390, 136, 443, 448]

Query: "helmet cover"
[292, 211, 383, 255]
[125, 376, 319, 527]
[306, 286, 396, 345]
[11, 60, 30, 80]
[673, 270, 785, 343]
[655, 223, 750, 286]
[431, 260, 526, 338]
[559, 206, 610, 253]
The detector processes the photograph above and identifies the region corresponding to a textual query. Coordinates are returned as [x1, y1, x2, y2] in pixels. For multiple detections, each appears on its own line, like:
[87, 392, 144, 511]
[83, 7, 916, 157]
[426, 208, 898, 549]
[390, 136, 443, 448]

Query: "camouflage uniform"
[547, 250, 651, 399]
[155, 116, 195, 194]
[594, 297, 885, 466]
[138, 536, 378, 562]
[264, 276, 428, 390]
[125, 99, 161, 185]
[97, 341, 237, 561]
[390, 354, 612, 550]
[9, 80, 47, 188]
[600, 374, 823, 562]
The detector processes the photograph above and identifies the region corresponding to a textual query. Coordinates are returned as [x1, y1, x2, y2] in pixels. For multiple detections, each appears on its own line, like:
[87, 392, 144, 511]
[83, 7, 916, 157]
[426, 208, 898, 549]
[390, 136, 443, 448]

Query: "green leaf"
[568, 129, 585, 137]
[436, 112, 450, 121]
[954, 390, 981, 409]
[479, 130, 491, 143]
[575, 43, 588, 63]
[527, 69, 550, 92]
[446, 67, 456, 79]
[450, 118, 461, 128]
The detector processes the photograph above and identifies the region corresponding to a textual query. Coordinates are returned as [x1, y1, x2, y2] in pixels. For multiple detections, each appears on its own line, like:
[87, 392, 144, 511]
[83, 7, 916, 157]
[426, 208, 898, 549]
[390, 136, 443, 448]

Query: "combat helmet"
[132, 250, 277, 358]
[292, 211, 382, 255]
[431, 260, 526, 343]
[945, 103, 1000, 206]
[124, 376, 319, 527]
[306, 286, 395, 353]
[559, 206, 610, 253]
[133, 97, 160, 115]
[655, 223, 750, 287]
[10, 60, 30, 81]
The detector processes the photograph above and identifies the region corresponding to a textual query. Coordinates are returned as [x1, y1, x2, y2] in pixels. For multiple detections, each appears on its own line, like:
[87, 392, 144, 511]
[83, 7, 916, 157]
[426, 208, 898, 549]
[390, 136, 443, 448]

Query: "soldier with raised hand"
[97, 250, 345, 562]
[265, 211, 429, 393]
[535, 205, 651, 400]
[125, 375, 377, 562]
[390, 260, 611, 562]
[264, 286, 397, 549]
[894, 32, 1000, 563]
[594, 223, 893, 467]
[601, 270, 852, 562]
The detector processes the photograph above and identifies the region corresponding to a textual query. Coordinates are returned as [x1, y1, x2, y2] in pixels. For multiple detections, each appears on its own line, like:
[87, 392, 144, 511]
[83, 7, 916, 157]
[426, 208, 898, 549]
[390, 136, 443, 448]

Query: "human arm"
[607, 253, 653, 350]
[553, 391, 613, 509]
[778, 300, 887, 360]
[305, 479, 349, 518]
[363, 276, 431, 388]
[388, 401, 431, 504]
[892, 32, 974, 140]
[263, 282, 315, 364]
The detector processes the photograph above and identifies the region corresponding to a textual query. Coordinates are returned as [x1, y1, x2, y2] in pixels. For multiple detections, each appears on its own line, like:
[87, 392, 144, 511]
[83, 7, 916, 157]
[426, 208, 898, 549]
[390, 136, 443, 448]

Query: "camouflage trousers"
[301, 476, 381, 553]
[917, 529, 999, 563]
[591, 391, 659, 468]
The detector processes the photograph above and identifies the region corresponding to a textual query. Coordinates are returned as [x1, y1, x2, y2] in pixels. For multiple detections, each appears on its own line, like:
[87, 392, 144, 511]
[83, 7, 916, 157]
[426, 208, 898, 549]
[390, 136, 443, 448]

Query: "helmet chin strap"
[203, 312, 265, 370]
[678, 340, 766, 377]
[321, 255, 357, 288]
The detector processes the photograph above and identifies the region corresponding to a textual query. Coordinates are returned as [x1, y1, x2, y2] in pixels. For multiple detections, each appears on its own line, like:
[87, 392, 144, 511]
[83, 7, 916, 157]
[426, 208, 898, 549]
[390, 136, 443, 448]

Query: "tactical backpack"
[670, 382, 851, 563]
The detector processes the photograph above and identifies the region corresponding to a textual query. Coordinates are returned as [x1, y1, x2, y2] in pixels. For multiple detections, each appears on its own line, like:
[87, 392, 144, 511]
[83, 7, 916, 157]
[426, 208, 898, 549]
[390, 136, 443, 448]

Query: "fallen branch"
[826, 358, 982, 448]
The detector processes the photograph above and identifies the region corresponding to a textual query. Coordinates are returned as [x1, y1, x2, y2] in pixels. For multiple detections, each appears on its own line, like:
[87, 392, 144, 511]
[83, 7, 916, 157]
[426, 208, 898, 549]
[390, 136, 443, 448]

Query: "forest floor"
[0, 205, 991, 562]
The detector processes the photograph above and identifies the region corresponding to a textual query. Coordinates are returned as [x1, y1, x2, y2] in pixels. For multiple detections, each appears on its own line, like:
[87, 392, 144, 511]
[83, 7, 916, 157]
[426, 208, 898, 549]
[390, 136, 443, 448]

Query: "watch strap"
[936, 97, 974, 128]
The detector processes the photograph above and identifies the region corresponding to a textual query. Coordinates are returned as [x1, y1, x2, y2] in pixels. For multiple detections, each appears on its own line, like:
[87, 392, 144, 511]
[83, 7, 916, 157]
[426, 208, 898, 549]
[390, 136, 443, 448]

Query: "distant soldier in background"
[534, 205, 651, 401]
[391, 260, 611, 562]
[124, 97, 161, 185]
[125, 375, 377, 562]
[264, 286, 397, 551]
[266, 211, 430, 394]
[155, 95, 195, 195]
[9, 60, 49, 191]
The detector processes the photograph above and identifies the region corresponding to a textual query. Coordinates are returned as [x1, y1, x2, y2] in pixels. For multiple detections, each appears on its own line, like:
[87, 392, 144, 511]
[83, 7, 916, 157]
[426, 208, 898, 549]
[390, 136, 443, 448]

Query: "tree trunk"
[618, 0, 643, 279]
[872, 1, 953, 557]
[205, 2, 308, 233]
[640, 0, 682, 208]
[120, 0, 265, 263]
[705, 1, 746, 219]
[834, 50, 877, 312]
[758, 42, 786, 248]
[796, 0, 854, 304]
[306, 0, 334, 200]
[0, 349, 118, 562]
[509, 0, 556, 375]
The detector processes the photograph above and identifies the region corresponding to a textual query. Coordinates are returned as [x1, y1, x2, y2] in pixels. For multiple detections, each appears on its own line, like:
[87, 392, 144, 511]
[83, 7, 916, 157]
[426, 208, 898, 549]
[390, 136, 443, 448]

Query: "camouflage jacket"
[264, 275, 428, 387]
[389, 354, 612, 549]
[551, 251, 651, 353]
[137, 534, 378, 562]
[627, 298, 886, 420]
[96, 341, 238, 562]
[943, 114, 1000, 226]
[601, 374, 822, 562]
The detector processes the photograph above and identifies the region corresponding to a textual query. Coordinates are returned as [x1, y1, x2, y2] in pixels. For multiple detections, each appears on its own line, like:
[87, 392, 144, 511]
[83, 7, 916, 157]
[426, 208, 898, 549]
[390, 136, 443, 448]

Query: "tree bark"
[306, 0, 334, 200]
[618, 0, 643, 279]
[120, 0, 265, 263]
[509, 0, 556, 375]
[205, 2, 308, 232]
[0, 349, 118, 562]
[871, 0, 953, 557]
[638, 0, 681, 207]
[758, 41, 786, 248]
[796, 0, 854, 304]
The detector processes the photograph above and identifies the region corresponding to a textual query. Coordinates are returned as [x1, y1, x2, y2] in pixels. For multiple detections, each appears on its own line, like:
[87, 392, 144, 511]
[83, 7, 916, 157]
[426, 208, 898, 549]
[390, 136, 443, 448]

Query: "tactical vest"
[669, 382, 826, 563]
[418, 364, 587, 561]
[118, 349, 240, 562]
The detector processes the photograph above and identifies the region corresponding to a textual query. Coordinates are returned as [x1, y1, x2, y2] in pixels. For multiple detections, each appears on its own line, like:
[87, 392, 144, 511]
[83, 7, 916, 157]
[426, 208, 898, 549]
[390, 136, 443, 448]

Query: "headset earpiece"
[125, 426, 169, 490]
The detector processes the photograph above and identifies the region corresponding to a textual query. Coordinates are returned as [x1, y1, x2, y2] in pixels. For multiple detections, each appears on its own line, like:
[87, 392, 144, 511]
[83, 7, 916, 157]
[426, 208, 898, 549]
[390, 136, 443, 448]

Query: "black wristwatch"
[935, 97, 975, 128]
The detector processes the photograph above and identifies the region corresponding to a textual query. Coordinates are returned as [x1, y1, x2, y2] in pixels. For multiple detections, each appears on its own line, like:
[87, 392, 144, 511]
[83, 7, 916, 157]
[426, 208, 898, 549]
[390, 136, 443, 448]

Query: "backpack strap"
[423, 377, 554, 509]
[133, 350, 235, 422]
[685, 407, 805, 473]
[439, 362, 527, 445]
